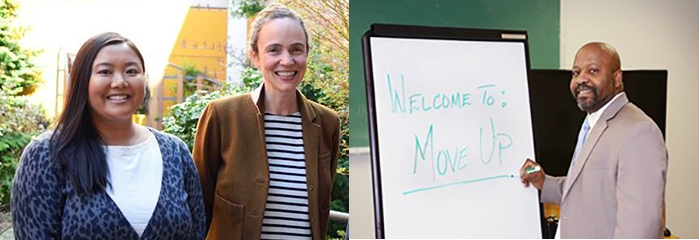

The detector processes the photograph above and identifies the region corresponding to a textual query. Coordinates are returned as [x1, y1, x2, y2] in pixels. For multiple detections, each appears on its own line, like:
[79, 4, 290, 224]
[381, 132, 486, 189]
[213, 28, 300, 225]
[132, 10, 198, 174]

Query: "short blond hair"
[247, 3, 309, 55]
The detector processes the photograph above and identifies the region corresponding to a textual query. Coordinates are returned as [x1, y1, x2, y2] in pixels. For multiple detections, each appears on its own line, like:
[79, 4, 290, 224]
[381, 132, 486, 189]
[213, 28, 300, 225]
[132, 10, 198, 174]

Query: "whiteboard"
[366, 33, 542, 238]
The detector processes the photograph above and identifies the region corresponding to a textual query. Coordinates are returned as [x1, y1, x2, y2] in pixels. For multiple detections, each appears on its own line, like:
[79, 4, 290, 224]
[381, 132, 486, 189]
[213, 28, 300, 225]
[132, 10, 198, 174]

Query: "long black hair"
[51, 32, 145, 196]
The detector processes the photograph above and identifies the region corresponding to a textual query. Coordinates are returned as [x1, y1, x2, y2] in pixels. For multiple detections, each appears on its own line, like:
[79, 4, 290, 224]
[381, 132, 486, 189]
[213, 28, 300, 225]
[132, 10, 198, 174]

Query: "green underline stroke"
[402, 174, 515, 195]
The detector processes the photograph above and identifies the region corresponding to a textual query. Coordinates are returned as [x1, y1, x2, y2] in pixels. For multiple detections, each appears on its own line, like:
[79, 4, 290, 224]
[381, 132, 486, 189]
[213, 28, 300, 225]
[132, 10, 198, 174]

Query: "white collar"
[250, 82, 265, 111]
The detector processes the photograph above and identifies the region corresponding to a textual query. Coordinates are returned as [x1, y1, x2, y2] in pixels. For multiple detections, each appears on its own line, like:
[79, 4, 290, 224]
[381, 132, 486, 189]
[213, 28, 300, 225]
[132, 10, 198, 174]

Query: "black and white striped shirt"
[261, 112, 312, 240]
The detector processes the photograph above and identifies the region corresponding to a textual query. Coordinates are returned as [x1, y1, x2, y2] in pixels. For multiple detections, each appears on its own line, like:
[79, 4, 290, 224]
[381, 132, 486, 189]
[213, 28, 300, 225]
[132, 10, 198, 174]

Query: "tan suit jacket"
[193, 84, 340, 239]
[541, 93, 667, 238]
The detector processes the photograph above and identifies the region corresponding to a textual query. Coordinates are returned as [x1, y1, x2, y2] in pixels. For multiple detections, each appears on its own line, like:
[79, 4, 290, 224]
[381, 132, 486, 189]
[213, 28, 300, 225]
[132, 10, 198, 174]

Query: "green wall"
[349, 0, 560, 147]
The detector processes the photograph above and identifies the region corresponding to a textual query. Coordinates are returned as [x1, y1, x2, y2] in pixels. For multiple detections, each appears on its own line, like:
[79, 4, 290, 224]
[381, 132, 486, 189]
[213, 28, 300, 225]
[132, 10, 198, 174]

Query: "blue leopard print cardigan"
[11, 129, 206, 240]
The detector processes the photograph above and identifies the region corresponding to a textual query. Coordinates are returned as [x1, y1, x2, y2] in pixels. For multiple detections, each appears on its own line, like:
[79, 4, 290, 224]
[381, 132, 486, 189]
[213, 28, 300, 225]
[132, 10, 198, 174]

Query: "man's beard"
[575, 83, 599, 112]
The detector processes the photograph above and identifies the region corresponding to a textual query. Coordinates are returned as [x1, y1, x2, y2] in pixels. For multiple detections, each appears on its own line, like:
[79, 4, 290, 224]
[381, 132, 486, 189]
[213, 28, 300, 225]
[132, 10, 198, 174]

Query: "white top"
[104, 132, 163, 237]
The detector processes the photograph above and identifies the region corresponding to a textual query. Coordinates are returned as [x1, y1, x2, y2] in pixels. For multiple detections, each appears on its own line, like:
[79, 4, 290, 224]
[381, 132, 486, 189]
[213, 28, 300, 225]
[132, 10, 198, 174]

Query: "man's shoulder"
[610, 102, 665, 142]
[615, 102, 659, 127]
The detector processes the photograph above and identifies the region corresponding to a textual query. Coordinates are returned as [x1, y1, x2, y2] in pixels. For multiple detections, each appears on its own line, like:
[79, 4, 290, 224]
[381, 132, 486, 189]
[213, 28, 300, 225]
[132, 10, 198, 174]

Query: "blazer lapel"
[561, 93, 629, 202]
[253, 84, 270, 183]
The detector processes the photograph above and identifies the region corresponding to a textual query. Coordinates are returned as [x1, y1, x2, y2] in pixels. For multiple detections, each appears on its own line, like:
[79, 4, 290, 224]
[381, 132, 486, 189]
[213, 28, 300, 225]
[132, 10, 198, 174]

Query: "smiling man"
[520, 42, 668, 238]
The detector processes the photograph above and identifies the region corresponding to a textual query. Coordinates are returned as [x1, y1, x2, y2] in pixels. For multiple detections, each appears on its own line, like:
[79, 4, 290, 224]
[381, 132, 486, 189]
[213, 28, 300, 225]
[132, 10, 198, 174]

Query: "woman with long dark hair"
[193, 4, 340, 240]
[11, 32, 205, 239]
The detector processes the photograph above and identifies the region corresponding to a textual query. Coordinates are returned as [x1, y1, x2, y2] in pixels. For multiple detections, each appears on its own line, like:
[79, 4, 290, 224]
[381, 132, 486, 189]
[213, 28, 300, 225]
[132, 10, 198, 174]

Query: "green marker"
[510, 165, 541, 178]
[525, 165, 541, 174]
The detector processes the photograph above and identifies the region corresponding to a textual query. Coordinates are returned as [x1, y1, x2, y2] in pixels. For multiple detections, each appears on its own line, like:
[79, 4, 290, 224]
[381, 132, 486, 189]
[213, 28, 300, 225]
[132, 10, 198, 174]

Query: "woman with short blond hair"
[193, 3, 340, 240]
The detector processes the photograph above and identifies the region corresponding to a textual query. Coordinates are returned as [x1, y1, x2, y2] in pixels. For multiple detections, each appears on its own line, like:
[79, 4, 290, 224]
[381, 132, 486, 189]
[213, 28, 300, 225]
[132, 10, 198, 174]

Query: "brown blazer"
[193, 84, 340, 240]
[541, 93, 667, 238]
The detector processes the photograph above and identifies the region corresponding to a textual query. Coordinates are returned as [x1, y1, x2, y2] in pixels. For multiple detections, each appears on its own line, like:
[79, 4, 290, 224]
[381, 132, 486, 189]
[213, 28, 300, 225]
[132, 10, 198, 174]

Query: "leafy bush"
[0, 95, 48, 206]
[162, 90, 218, 150]
[162, 66, 258, 150]
[231, 0, 265, 18]
[0, 0, 47, 208]
[162, 85, 252, 150]
[0, 132, 29, 206]
[0, 0, 42, 96]
[328, 174, 348, 239]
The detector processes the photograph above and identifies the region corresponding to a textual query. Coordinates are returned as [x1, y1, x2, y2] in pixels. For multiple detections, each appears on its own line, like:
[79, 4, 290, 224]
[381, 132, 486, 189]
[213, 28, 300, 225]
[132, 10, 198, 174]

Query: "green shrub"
[0, 132, 30, 206]
[0, 95, 49, 206]
[0, 0, 42, 96]
[328, 174, 348, 239]
[163, 61, 265, 150]
[0, 0, 46, 209]
[231, 0, 265, 18]
[162, 90, 218, 150]
[162, 85, 252, 151]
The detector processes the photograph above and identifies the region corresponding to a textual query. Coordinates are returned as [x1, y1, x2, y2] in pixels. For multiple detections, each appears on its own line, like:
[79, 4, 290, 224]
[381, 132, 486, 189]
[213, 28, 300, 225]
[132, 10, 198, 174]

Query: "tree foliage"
[279, 0, 348, 55]
[0, 0, 47, 208]
[231, 0, 265, 18]
[0, 0, 41, 96]
[0, 95, 48, 206]
[163, 82, 254, 151]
